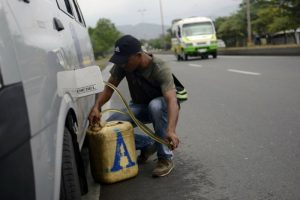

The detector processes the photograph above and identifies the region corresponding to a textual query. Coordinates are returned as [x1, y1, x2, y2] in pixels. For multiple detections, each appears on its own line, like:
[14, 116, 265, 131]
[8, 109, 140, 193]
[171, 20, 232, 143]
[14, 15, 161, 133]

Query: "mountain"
[117, 23, 170, 40]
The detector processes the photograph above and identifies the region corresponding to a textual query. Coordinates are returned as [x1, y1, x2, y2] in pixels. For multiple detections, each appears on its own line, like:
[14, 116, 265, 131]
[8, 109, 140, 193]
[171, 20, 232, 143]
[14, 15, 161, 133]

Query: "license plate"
[198, 49, 207, 53]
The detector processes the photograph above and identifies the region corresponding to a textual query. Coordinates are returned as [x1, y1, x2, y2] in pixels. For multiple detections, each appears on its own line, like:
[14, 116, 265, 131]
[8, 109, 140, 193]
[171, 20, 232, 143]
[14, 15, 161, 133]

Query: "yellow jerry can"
[87, 121, 138, 184]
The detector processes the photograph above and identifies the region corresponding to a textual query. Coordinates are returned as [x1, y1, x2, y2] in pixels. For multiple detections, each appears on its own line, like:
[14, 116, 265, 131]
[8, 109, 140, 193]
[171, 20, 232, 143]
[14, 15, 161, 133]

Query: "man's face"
[120, 53, 141, 72]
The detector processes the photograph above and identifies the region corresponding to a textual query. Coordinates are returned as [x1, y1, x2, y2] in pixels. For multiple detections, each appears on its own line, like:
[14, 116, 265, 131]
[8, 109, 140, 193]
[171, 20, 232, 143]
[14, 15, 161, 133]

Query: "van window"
[182, 22, 213, 36]
[177, 26, 181, 38]
[71, 0, 84, 25]
[57, 0, 74, 16]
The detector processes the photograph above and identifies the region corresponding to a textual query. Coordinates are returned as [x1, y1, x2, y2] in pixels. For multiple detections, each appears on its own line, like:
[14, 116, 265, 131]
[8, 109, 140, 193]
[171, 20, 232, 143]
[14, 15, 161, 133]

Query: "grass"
[221, 44, 300, 50]
[95, 56, 111, 71]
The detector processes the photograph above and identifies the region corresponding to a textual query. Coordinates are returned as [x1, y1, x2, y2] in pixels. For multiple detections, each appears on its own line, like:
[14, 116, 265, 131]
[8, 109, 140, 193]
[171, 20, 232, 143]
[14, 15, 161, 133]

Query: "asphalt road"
[83, 55, 300, 200]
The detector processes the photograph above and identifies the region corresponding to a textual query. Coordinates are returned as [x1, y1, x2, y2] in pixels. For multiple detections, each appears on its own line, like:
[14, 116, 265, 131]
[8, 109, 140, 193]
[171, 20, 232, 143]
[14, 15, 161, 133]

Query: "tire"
[60, 128, 81, 200]
[213, 52, 217, 58]
[176, 54, 181, 61]
[184, 53, 188, 61]
[201, 55, 208, 59]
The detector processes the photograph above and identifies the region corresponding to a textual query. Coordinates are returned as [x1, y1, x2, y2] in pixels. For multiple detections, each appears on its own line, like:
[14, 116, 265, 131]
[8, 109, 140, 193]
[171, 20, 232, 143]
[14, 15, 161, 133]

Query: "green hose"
[101, 82, 172, 149]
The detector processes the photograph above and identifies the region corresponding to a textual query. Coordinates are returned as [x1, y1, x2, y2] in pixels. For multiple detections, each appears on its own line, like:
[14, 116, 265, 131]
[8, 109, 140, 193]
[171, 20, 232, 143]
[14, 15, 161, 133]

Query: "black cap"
[109, 35, 142, 65]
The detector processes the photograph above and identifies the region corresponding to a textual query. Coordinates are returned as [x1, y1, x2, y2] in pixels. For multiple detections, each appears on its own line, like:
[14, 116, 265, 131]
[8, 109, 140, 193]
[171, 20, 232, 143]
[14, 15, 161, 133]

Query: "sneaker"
[137, 143, 157, 164]
[152, 158, 174, 177]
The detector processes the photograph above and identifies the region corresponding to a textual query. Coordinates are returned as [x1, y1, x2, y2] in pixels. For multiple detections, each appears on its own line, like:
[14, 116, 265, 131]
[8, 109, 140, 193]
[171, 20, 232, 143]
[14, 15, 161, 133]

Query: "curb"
[218, 46, 300, 56]
[153, 46, 300, 56]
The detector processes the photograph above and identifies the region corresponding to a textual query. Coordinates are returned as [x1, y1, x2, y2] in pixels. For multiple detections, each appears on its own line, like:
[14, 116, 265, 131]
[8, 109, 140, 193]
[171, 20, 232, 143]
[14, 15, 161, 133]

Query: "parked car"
[217, 39, 226, 48]
[0, 0, 100, 199]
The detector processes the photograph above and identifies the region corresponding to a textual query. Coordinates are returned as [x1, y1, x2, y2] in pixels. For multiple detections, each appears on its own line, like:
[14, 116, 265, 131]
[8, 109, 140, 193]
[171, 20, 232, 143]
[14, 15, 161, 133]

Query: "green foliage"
[89, 18, 121, 58]
[214, 0, 300, 46]
[215, 11, 247, 47]
[281, 0, 300, 30]
[147, 33, 171, 50]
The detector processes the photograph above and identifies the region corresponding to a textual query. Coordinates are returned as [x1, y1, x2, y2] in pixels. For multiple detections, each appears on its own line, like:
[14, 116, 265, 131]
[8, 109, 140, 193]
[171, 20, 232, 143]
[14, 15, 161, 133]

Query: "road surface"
[83, 55, 300, 200]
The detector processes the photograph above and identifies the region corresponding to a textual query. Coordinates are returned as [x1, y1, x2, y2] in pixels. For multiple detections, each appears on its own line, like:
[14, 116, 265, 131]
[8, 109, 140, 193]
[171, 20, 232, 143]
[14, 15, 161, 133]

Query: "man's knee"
[148, 98, 165, 116]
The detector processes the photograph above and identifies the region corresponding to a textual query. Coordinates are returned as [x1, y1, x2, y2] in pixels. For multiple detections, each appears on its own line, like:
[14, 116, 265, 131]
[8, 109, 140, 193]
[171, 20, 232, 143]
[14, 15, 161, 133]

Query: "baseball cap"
[109, 35, 142, 65]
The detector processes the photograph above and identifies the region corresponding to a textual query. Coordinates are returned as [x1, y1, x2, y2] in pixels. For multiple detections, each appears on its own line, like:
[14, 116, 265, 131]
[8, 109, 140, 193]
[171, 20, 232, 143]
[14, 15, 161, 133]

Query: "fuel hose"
[99, 81, 172, 149]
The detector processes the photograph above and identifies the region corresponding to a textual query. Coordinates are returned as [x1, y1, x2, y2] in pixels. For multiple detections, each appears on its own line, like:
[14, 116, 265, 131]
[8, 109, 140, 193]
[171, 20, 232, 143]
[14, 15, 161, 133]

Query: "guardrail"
[153, 45, 300, 56]
[218, 45, 300, 56]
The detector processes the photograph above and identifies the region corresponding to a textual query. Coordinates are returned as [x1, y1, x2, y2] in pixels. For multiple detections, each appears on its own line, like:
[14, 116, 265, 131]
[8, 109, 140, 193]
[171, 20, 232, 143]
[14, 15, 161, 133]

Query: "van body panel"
[0, 83, 31, 158]
[0, 2, 21, 85]
[0, 0, 98, 199]
[30, 121, 63, 200]
[0, 84, 35, 200]
[5, 0, 94, 142]
[6, 0, 64, 136]
[0, 139, 35, 200]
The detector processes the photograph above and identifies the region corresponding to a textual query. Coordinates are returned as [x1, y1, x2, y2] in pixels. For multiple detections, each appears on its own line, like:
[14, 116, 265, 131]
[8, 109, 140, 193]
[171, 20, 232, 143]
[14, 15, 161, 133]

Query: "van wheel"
[60, 128, 81, 200]
[176, 54, 181, 61]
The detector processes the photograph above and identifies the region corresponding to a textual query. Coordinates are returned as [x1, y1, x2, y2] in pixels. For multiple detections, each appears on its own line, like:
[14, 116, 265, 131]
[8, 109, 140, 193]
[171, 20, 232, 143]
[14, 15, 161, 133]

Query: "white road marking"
[189, 64, 203, 68]
[227, 69, 261, 76]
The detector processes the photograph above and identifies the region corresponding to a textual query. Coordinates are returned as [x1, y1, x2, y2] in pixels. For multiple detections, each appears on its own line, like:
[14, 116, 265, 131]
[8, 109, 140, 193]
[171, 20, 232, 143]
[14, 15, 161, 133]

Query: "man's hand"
[166, 131, 180, 150]
[88, 106, 101, 125]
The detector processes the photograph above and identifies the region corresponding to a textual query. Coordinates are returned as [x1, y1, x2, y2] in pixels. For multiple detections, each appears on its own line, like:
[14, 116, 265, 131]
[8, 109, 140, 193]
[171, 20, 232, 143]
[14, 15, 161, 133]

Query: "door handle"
[23, 0, 30, 3]
[54, 18, 64, 31]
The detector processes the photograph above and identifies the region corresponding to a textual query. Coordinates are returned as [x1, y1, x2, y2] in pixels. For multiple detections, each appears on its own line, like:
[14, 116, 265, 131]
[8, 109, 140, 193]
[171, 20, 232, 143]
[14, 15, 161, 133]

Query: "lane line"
[227, 69, 261, 76]
[189, 64, 203, 68]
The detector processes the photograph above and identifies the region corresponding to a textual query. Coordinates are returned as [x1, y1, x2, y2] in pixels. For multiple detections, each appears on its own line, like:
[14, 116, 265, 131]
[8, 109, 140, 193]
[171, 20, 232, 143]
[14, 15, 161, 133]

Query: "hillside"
[117, 23, 170, 40]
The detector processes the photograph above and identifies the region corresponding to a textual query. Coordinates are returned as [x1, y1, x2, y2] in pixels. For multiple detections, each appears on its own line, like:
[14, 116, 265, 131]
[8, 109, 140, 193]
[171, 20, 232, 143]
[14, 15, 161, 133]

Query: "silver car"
[0, 0, 98, 199]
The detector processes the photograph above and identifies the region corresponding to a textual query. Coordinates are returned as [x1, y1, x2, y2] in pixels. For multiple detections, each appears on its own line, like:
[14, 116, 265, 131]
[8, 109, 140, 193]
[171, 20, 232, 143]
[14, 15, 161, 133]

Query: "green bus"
[171, 17, 218, 61]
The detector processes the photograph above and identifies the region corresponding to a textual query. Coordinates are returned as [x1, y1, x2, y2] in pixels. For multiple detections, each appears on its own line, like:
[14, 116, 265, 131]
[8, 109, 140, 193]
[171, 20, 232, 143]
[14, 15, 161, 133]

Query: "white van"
[171, 17, 218, 60]
[0, 0, 101, 199]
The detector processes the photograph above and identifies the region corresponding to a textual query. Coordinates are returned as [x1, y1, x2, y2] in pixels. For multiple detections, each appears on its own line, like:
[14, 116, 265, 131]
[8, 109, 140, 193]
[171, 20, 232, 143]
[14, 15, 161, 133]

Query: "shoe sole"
[152, 165, 174, 177]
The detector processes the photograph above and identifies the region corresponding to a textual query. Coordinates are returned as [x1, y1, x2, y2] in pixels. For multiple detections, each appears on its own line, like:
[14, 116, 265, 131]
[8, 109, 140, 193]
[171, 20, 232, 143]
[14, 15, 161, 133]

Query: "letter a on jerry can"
[87, 121, 138, 184]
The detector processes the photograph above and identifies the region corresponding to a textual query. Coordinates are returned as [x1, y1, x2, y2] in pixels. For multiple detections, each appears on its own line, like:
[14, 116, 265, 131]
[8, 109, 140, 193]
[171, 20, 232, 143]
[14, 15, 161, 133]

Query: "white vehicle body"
[0, 0, 101, 199]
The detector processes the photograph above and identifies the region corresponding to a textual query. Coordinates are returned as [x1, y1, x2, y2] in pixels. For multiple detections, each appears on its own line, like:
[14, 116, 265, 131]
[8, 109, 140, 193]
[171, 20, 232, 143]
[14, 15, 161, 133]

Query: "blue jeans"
[107, 97, 173, 160]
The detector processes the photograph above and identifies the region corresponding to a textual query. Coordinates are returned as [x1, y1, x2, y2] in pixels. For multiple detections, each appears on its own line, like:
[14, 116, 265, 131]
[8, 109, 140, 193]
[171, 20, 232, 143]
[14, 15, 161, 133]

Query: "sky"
[77, 0, 242, 27]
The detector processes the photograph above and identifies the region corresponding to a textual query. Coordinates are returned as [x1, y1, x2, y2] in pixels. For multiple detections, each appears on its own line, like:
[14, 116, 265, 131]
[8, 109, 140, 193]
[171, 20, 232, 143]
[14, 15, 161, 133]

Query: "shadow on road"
[99, 151, 217, 200]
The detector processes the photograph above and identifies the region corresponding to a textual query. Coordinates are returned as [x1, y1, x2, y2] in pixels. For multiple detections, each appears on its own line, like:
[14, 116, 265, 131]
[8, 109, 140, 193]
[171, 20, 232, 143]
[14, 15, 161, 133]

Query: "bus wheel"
[201, 55, 208, 59]
[60, 128, 81, 200]
[212, 52, 217, 58]
[177, 54, 181, 61]
[184, 54, 188, 61]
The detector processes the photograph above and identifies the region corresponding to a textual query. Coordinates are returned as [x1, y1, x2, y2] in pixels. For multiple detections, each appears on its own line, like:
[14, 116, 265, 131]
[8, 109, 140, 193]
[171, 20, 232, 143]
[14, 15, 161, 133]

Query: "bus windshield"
[182, 22, 213, 36]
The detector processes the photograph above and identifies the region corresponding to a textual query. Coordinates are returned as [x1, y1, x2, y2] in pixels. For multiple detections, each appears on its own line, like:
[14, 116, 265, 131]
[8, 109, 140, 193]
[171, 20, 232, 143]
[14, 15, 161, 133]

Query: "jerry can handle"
[89, 121, 103, 132]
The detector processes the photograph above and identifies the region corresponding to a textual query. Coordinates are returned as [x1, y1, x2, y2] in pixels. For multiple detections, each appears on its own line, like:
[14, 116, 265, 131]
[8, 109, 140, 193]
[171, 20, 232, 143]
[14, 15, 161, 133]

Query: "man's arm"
[88, 75, 121, 124]
[163, 88, 180, 150]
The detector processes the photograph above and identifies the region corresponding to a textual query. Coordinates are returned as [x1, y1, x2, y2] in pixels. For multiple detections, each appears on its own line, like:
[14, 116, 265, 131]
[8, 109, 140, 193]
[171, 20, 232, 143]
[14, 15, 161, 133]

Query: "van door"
[4, 0, 69, 199]
[6, 0, 64, 135]
[56, 0, 95, 143]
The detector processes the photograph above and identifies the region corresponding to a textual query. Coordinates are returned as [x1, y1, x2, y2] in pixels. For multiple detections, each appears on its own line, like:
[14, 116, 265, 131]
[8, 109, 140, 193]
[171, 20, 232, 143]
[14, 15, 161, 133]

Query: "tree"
[215, 12, 246, 47]
[215, 0, 300, 46]
[279, 0, 300, 43]
[89, 18, 121, 58]
[147, 32, 171, 50]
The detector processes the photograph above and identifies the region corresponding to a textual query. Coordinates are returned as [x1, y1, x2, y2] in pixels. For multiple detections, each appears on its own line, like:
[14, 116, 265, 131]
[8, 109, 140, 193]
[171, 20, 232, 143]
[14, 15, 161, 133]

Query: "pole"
[246, 0, 252, 46]
[159, 0, 165, 49]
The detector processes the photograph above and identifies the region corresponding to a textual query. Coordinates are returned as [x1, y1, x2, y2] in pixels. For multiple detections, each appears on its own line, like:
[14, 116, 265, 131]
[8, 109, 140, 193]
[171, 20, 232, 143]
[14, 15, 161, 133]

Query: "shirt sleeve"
[109, 64, 125, 81]
[154, 62, 175, 94]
